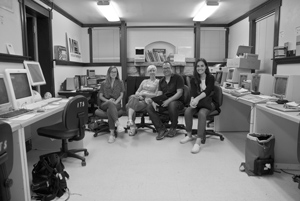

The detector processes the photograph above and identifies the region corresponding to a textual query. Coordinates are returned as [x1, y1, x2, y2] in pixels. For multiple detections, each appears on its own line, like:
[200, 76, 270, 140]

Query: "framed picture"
[66, 33, 82, 62]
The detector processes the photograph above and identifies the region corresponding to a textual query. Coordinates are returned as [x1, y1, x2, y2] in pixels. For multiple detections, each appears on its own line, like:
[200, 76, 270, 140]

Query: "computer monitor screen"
[215, 71, 223, 84]
[238, 73, 249, 87]
[273, 75, 288, 98]
[0, 75, 11, 112]
[227, 68, 234, 80]
[135, 48, 144, 55]
[4, 69, 34, 109]
[23, 60, 46, 86]
[251, 74, 261, 92]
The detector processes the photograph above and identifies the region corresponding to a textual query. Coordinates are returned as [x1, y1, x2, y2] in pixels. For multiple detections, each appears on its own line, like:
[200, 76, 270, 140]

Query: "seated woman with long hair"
[98, 66, 125, 143]
[181, 58, 216, 153]
[126, 65, 159, 136]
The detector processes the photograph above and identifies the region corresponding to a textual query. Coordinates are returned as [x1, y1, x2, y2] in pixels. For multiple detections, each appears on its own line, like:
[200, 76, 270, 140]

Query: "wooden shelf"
[0, 53, 29, 63]
[273, 56, 300, 64]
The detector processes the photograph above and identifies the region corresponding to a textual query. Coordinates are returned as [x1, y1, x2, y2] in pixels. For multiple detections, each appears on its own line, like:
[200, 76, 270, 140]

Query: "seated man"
[146, 61, 184, 140]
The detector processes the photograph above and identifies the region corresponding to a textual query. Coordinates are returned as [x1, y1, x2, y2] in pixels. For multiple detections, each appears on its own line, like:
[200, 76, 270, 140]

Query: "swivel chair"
[134, 110, 156, 132]
[37, 95, 89, 166]
[0, 121, 13, 201]
[192, 84, 224, 144]
[93, 92, 123, 137]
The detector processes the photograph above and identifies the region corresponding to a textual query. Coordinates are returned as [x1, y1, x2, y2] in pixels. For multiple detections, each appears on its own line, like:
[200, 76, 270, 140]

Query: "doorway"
[25, 5, 53, 96]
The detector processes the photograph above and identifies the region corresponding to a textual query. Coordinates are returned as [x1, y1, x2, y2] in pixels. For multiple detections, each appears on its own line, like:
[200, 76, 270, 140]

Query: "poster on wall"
[66, 33, 82, 62]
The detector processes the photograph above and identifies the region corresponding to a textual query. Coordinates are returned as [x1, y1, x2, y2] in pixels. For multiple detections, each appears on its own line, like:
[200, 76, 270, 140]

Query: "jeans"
[100, 101, 121, 130]
[146, 100, 184, 132]
[184, 104, 215, 138]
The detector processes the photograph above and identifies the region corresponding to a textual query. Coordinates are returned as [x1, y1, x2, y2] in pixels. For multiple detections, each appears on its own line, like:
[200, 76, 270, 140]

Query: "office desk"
[254, 104, 300, 170]
[214, 92, 254, 132]
[8, 102, 67, 201]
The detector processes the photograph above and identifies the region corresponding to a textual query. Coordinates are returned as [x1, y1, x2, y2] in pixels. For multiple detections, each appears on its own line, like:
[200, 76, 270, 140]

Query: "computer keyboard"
[0, 108, 33, 119]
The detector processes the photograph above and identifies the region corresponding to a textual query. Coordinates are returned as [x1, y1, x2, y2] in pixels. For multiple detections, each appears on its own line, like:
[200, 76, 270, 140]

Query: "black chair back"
[62, 95, 88, 140]
[182, 85, 191, 107]
[210, 84, 223, 115]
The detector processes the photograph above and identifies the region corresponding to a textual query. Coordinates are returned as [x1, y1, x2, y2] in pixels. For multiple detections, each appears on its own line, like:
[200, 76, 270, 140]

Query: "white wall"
[52, 10, 89, 62]
[277, 0, 300, 75]
[228, 18, 249, 59]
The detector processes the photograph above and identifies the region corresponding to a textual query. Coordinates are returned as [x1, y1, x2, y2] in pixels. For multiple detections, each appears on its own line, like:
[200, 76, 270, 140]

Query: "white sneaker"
[180, 136, 195, 144]
[116, 125, 125, 133]
[191, 143, 201, 154]
[108, 135, 116, 143]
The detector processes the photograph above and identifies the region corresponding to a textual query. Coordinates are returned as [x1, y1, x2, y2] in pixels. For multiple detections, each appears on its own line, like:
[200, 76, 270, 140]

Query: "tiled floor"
[27, 116, 300, 201]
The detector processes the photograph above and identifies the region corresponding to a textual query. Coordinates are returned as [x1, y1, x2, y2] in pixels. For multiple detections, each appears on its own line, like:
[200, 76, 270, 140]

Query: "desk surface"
[257, 104, 300, 123]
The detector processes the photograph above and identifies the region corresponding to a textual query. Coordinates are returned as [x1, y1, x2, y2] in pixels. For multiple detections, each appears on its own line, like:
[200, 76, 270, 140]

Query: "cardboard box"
[227, 58, 261, 70]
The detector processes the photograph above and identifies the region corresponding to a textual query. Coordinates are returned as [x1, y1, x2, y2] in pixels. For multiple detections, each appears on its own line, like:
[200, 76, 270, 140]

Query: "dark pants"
[184, 104, 215, 138]
[146, 100, 184, 132]
[100, 101, 121, 130]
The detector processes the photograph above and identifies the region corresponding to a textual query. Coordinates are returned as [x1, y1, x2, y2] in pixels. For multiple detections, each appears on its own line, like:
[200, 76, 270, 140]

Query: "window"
[92, 27, 120, 62]
[200, 28, 226, 62]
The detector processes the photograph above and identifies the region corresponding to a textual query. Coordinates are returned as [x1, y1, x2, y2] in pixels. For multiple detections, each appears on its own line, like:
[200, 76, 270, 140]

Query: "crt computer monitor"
[251, 74, 261, 93]
[0, 74, 12, 113]
[238, 73, 251, 88]
[272, 74, 300, 102]
[215, 71, 223, 85]
[4, 69, 34, 110]
[23, 60, 46, 86]
[226, 68, 252, 83]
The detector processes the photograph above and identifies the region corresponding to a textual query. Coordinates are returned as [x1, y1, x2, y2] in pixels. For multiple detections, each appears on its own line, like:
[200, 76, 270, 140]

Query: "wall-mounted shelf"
[0, 53, 30, 63]
[273, 56, 300, 64]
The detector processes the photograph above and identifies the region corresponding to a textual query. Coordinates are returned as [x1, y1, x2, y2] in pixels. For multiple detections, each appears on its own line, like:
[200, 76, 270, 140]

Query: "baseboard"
[275, 163, 300, 170]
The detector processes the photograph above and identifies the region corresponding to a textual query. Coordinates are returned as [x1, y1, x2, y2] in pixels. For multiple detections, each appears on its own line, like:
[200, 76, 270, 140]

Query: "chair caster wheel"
[93, 133, 98, 137]
[153, 129, 156, 133]
[81, 161, 86, 166]
[84, 151, 89, 156]
[201, 139, 206, 144]
[220, 136, 224, 141]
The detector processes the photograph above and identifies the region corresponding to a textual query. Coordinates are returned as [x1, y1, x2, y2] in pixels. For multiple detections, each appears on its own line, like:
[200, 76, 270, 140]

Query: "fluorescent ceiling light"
[97, 1, 120, 22]
[193, 1, 220, 21]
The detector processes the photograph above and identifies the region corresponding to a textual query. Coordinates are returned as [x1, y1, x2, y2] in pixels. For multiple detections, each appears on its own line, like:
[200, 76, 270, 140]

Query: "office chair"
[192, 84, 224, 144]
[37, 95, 89, 166]
[0, 121, 13, 201]
[93, 92, 124, 137]
[134, 110, 156, 132]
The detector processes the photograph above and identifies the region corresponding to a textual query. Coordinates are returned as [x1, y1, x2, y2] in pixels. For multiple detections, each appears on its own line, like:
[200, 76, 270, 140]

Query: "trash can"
[240, 133, 275, 176]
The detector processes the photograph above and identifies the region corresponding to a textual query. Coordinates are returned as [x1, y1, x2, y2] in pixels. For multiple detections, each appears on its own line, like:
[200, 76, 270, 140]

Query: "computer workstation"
[0, 61, 72, 200]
